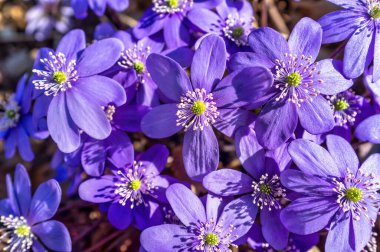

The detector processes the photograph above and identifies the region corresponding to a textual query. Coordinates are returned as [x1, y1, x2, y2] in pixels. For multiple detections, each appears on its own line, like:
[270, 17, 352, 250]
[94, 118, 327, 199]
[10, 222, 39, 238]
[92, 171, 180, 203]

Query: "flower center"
[191, 100, 206, 115]
[32, 52, 78, 96]
[6, 109, 16, 119]
[345, 187, 363, 203]
[114, 161, 156, 208]
[232, 27, 244, 39]
[176, 88, 219, 131]
[205, 233, 219, 247]
[15, 225, 31, 237]
[102, 105, 116, 121]
[371, 6, 380, 19]
[252, 174, 286, 211]
[52, 71, 68, 84]
[133, 61, 145, 74]
[259, 184, 272, 194]
[334, 98, 349, 111]
[167, 0, 179, 8]
[286, 72, 302, 86]
[0, 215, 34, 252]
[129, 179, 142, 190]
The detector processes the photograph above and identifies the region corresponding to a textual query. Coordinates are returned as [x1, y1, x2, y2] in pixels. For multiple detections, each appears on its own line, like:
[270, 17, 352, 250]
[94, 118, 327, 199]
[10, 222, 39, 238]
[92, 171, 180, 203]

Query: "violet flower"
[229, 17, 353, 149]
[203, 125, 291, 250]
[133, 0, 221, 48]
[71, 0, 129, 19]
[188, 0, 254, 54]
[281, 135, 380, 252]
[31, 29, 126, 153]
[79, 144, 176, 230]
[318, 0, 380, 81]
[26, 0, 73, 41]
[0, 164, 71, 251]
[140, 184, 257, 251]
[244, 224, 320, 252]
[0, 74, 36, 161]
[141, 34, 273, 181]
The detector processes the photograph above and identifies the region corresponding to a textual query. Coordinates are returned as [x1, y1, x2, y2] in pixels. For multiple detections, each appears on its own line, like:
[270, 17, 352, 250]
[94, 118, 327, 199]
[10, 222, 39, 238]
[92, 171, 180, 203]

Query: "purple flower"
[229, 17, 353, 149]
[0, 164, 71, 251]
[26, 0, 73, 41]
[280, 135, 380, 252]
[79, 144, 176, 230]
[203, 125, 290, 250]
[0, 74, 37, 161]
[318, 0, 380, 81]
[71, 0, 129, 19]
[141, 34, 272, 181]
[140, 184, 257, 252]
[188, 0, 254, 53]
[244, 224, 320, 252]
[31, 29, 126, 153]
[133, 0, 222, 48]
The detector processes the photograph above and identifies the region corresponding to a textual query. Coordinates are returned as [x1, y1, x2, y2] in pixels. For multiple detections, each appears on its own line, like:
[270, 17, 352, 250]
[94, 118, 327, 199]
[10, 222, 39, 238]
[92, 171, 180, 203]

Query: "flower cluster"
[1, 0, 380, 251]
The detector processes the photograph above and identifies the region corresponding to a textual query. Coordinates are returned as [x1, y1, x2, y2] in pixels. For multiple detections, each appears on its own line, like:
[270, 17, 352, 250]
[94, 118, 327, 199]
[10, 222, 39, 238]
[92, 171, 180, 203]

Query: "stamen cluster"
[152, 0, 193, 14]
[251, 173, 286, 211]
[222, 14, 254, 46]
[0, 215, 34, 252]
[0, 94, 20, 131]
[326, 90, 360, 126]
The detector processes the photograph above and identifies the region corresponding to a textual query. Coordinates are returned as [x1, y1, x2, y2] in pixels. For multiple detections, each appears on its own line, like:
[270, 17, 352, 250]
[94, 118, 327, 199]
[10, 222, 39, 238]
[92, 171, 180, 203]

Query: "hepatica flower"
[140, 184, 257, 252]
[229, 17, 353, 149]
[203, 126, 290, 250]
[318, 0, 380, 81]
[26, 0, 73, 41]
[31, 29, 126, 153]
[133, 0, 221, 48]
[0, 74, 36, 161]
[79, 144, 176, 230]
[280, 135, 380, 252]
[0, 164, 71, 251]
[141, 34, 273, 181]
[188, 0, 254, 53]
[71, 0, 129, 19]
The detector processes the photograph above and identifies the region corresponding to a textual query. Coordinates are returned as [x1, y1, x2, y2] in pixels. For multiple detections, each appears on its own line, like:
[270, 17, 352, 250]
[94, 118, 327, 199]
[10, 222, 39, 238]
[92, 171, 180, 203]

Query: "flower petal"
[191, 34, 226, 93]
[78, 175, 116, 203]
[163, 15, 190, 48]
[373, 25, 380, 82]
[28, 179, 61, 225]
[187, 8, 221, 33]
[141, 104, 182, 138]
[133, 7, 166, 39]
[47, 94, 80, 153]
[56, 29, 86, 62]
[325, 213, 354, 252]
[288, 17, 322, 61]
[316, 59, 353, 95]
[288, 138, 341, 177]
[66, 87, 111, 140]
[14, 164, 31, 216]
[32, 220, 71, 252]
[140, 224, 191, 252]
[108, 201, 133, 230]
[298, 95, 335, 135]
[326, 134, 359, 174]
[355, 115, 380, 143]
[105, 130, 134, 169]
[139, 144, 169, 175]
[261, 208, 289, 250]
[255, 99, 298, 150]
[16, 126, 34, 162]
[183, 126, 219, 181]
[203, 169, 253, 196]
[77, 38, 124, 77]
[213, 108, 255, 137]
[359, 153, 380, 178]
[280, 196, 339, 235]
[166, 183, 206, 226]
[134, 200, 164, 230]
[146, 53, 192, 102]
[6, 174, 20, 216]
[113, 104, 150, 132]
[81, 138, 106, 177]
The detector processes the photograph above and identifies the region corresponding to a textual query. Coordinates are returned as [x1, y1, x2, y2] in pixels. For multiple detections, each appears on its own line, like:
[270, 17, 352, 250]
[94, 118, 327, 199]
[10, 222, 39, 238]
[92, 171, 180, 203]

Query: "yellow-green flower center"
[129, 180, 141, 191]
[334, 99, 349, 111]
[346, 187, 363, 203]
[191, 100, 206, 115]
[205, 233, 219, 247]
[371, 6, 380, 19]
[232, 27, 244, 39]
[167, 0, 179, 8]
[259, 184, 271, 194]
[52, 71, 67, 84]
[6, 110, 16, 119]
[287, 72, 302, 87]
[133, 61, 145, 74]
[15, 225, 31, 237]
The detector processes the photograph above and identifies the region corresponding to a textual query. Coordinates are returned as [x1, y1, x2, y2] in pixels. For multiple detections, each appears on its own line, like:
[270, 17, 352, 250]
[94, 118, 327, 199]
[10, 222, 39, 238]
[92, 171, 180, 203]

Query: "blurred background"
[0, 0, 378, 251]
